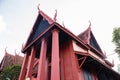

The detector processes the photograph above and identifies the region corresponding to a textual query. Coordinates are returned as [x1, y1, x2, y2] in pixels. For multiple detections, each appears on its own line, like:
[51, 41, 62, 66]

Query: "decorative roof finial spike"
[5, 47, 8, 53]
[88, 20, 91, 28]
[112, 59, 114, 66]
[37, 3, 40, 12]
[103, 51, 107, 57]
[15, 49, 17, 55]
[18, 52, 20, 56]
[22, 43, 24, 50]
[54, 9, 57, 22]
[62, 21, 65, 27]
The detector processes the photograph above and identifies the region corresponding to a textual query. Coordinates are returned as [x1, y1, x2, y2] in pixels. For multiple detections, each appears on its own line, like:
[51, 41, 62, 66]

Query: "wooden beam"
[79, 57, 87, 69]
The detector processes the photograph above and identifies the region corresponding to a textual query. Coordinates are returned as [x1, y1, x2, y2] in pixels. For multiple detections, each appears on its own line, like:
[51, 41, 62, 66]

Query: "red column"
[37, 38, 47, 80]
[60, 40, 79, 80]
[26, 46, 36, 79]
[19, 53, 29, 80]
[79, 69, 84, 80]
[51, 29, 60, 80]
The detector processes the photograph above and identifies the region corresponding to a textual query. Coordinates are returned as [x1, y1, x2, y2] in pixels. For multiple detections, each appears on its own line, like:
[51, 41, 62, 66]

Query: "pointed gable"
[78, 27, 91, 44]
[25, 10, 54, 47]
[89, 31, 103, 53]
[78, 27, 103, 53]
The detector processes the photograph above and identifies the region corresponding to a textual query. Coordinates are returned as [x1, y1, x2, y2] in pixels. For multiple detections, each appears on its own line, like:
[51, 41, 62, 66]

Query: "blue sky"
[0, 0, 120, 71]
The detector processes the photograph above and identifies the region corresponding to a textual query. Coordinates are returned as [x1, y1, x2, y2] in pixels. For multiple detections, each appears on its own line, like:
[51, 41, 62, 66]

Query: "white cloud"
[0, 16, 6, 33]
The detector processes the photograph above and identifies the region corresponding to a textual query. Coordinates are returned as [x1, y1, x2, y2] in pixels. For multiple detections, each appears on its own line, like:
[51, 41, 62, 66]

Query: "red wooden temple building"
[19, 7, 120, 80]
[0, 49, 23, 72]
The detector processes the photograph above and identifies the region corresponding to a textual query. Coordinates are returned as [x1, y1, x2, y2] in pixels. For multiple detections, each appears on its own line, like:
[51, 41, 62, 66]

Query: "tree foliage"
[0, 65, 21, 80]
[112, 27, 120, 57]
[117, 64, 120, 72]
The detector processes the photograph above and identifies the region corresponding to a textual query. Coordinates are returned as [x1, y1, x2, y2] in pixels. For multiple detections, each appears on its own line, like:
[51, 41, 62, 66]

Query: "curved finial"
[88, 20, 91, 28]
[37, 3, 40, 12]
[62, 21, 65, 27]
[5, 47, 8, 53]
[103, 51, 106, 56]
[112, 59, 114, 66]
[54, 9, 57, 22]
[22, 43, 24, 50]
[15, 49, 17, 55]
[18, 52, 20, 56]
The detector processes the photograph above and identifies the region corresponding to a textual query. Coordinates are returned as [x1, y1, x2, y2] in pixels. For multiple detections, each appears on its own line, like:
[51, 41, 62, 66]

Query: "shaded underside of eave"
[76, 52, 120, 78]
[88, 54, 120, 77]
[22, 23, 89, 53]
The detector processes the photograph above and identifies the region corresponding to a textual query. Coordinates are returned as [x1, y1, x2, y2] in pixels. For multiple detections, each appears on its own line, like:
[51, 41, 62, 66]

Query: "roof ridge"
[39, 10, 54, 24]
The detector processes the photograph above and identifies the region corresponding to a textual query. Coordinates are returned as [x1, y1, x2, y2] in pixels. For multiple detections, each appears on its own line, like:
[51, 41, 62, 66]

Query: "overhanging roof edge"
[88, 54, 120, 77]
[22, 22, 89, 53]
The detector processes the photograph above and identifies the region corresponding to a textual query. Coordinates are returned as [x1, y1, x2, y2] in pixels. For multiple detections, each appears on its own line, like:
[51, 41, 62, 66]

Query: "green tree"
[112, 27, 120, 57]
[0, 65, 21, 80]
[117, 64, 120, 72]
[112, 27, 120, 72]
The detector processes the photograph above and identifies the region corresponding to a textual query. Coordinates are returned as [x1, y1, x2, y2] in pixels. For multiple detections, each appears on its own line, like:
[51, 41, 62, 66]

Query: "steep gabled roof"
[22, 10, 89, 52]
[78, 26, 103, 54]
[0, 50, 23, 72]
[24, 10, 54, 48]
[22, 9, 105, 59]
[22, 21, 89, 53]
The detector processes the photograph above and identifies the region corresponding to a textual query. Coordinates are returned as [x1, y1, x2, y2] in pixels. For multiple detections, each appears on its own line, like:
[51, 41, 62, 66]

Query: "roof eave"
[89, 54, 120, 77]
[55, 23, 89, 50]
[88, 44, 106, 58]
[22, 22, 89, 53]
